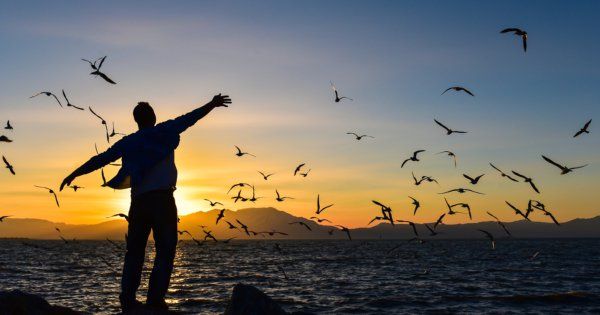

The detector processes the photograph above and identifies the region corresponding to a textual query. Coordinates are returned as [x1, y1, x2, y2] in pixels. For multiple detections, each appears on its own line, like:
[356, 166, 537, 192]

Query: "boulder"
[224, 283, 289, 315]
[0, 290, 85, 315]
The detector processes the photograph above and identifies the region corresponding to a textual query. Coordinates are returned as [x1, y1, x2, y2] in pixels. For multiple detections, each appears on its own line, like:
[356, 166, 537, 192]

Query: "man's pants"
[120, 189, 178, 306]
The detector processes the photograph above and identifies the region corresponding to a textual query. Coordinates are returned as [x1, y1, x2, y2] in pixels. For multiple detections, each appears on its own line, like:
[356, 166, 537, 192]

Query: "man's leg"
[120, 197, 152, 310]
[146, 190, 178, 307]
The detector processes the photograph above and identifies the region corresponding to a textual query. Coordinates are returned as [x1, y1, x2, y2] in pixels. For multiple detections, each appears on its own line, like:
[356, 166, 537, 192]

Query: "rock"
[224, 283, 289, 315]
[0, 290, 86, 315]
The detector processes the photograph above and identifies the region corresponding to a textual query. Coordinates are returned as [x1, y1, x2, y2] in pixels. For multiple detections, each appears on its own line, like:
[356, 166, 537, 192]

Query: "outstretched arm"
[60, 142, 123, 191]
[159, 94, 231, 134]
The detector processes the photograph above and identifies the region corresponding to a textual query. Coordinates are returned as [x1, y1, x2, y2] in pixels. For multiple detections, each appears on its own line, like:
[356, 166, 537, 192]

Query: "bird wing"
[89, 107, 105, 121]
[528, 181, 540, 193]
[500, 28, 520, 33]
[434, 213, 445, 228]
[547, 212, 560, 225]
[401, 158, 410, 168]
[460, 87, 475, 96]
[489, 163, 502, 173]
[522, 35, 527, 52]
[441, 87, 452, 95]
[570, 164, 588, 170]
[542, 155, 566, 170]
[583, 119, 592, 129]
[477, 229, 494, 240]
[434, 119, 451, 132]
[51, 94, 63, 107]
[96, 71, 116, 84]
[2, 156, 8, 166]
[511, 170, 526, 179]
[53, 193, 60, 207]
[463, 174, 474, 181]
[97, 56, 106, 70]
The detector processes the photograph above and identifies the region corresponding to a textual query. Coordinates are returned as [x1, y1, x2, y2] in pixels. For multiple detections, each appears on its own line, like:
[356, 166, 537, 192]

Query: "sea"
[1, 239, 599, 314]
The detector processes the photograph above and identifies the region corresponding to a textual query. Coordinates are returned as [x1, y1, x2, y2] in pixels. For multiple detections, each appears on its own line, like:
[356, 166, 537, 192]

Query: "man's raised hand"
[211, 94, 231, 107]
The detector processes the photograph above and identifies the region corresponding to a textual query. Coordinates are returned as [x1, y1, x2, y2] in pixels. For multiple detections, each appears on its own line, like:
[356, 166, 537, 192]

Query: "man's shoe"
[121, 299, 143, 312]
[146, 299, 169, 310]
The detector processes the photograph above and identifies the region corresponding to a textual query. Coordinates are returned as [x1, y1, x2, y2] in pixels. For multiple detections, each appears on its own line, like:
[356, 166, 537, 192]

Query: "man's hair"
[133, 101, 156, 127]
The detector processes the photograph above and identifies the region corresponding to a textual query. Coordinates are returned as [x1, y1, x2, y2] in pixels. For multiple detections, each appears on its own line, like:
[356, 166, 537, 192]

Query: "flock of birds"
[0, 27, 595, 253]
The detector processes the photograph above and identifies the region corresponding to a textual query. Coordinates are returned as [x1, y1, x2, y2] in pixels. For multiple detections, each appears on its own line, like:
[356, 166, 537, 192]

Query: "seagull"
[368, 216, 386, 225]
[539, 209, 560, 225]
[231, 189, 246, 203]
[396, 220, 419, 237]
[83, 56, 116, 84]
[335, 225, 352, 240]
[451, 202, 472, 220]
[215, 209, 226, 225]
[541, 155, 587, 175]
[439, 188, 484, 195]
[573, 119, 592, 138]
[299, 169, 311, 177]
[100, 168, 107, 186]
[2, 156, 15, 175]
[4, 121, 13, 130]
[372, 200, 394, 225]
[437, 151, 457, 167]
[411, 172, 424, 186]
[441, 86, 474, 97]
[89, 106, 109, 143]
[0, 215, 11, 222]
[34, 186, 59, 207]
[293, 163, 305, 176]
[444, 197, 462, 215]
[107, 213, 129, 221]
[310, 217, 332, 224]
[260, 230, 289, 236]
[500, 28, 528, 52]
[463, 173, 485, 185]
[177, 230, 193, 237]
[0, 135, 13, 143]
[434, 213, 446, 229]
[487, 211, 511, 236]
[68, 185, 84, 192]
[424, 224, 439, 236]
[401, 150, 425, 168]
[258, 171, 274, 180]
[204, 199, 223, 207]
[315, 194, 334, 214]
[505, 201, 531, 221]
[234, 145, 255, 157]
[227, 182, 251, 194]
[236, 219, 251, 236]
[408, 196, 420, 215]
[221, 237, 236, 244]
[109, 122, 126, 138]
[434, 119, 467, 135]
[511, 170, 540, 193]
[489, 163, 518, 182]
[61, 90, 84, 110]
[330, 81, 353, 103]
[30, 91, 62, 107]
[289, 221, 312, 231]
[477, 229, 496, 250]
[421, 175, 439, 185]
[346, 132, 374, 141]
[248, 185, 262, 202]
[202, 230, 218, 242]
[275, 190, 294, 202]
[224, 221, 239, 230]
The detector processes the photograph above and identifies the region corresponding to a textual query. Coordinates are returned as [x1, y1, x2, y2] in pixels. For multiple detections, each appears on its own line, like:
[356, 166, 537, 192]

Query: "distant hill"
[1, 207, 599, 240]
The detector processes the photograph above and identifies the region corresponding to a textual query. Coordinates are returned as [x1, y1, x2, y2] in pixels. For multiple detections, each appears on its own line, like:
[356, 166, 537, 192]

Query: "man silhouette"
[60, 94, 231, 312]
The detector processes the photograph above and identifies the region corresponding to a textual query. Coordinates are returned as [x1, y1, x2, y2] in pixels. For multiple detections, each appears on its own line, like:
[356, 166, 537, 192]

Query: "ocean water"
[1, 239, 600, 314]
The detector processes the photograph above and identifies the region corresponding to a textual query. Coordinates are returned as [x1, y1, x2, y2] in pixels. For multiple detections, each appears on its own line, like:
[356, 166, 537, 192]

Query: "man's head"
[133, 102, 156, 129]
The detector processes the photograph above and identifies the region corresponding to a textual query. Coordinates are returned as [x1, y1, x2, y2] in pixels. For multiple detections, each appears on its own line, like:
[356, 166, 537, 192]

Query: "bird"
[0, 215, 11, 222]
[368, 216, 386, 225]
[221, 237, 236, 244]
[346, 132, 374, 141]
[487, 211, 511, 236]
[573, 119, 592, 138]
[463, 173, 485, 185]
[489, 163, 518, 182]
[511, 170, 540, 193]
[100, 168, 107, 186]
[439, 188, 484, 195]
[541, 155, 587, 175]
[68, 185, 84, 192]
[2, 156, 15, 175]
[293, 163, 305, 176]
[234, 145, 255, 157]
[539, 209, 560, 225]
[260, 230, 289, 236]
[107, 213, 129, 221]
[299, 169, 311, 177]
[500, 28, 528, 52]
[227, 182, 250, 194]
[441, 86, 474, 97]
[89, 106, 109, 143]
[4, 121, 13, 130]
[215, 209, 226, 225]
[372, 200, 394, 225]
[191, 237, 206, 246]
[315, 194, 334, 214]
[61, 90, 84, 110]
[451, 202, 472, 220]
[424, 224, 439, 236]
[505, 201, 531, 221]
[258, 171, 274, 180]
[109, 122, 126, 138]
[236, 219, 250, 236]
[204, 199, 223, 207]
[420, 175, 439, 185]
[224, 221, 239, 230]
[275, 190, 294, 202]
[396, 220, 419, 237]
[444, 197, 463, 216]
[477, 229, 496, 250]
[411, 172, 424, 186]
[408, 196, 420, 215]
[0, 135, 13, 143]
[202, 230, 218, 242]
[434, 119, 467, 135]
[434, 213, 446, 229]
[177, 230, 193, 237]
[330, 81, 353, 103]
[94, 143, 121, 167]
[437, 151, 457, 167]
[231, 190, 246, 203]
[289, 221, 312, 231]
[310, 217, 332, 224]
[335, 225, 352, 240]
[83, 56, 116, 84]
[248, 186, 262, 202]
[401, 150, 425, 168]
[34, 186, 59, 207]
[30, 91, 62, 107]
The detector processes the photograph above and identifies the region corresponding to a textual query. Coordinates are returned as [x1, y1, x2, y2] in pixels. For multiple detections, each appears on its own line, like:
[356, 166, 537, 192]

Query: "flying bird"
[310, 217, 332, 224]
[487, 211, 511, 236]
[424, 224, 439, 236]
[224, 221, 239, 230]
[330, 81, 353, 103]
[89, 106, 109, 143]
[0, 215, 11, 222]
[489, 163, 518, 182]
[434, 213, 446, 229]
[437, 151, 457, 167]
[441, 86, 474, 97]
[477, 229, 496, 250]
[463, 173, 485, 185]
[293, 163, 305, 176]
[109, 122, 126, 138]
[299, 169, 311, 177]
[289, 221, 312, 231]
[451, 202, 472, 220]
[573, 119, 592, 138]
[215, 209, 226, 225]
[315, 194, 334, 214]
[30, 91, 62, 107]
[396, 220, 419, 237]
[434, 119, 467, 135]
[541, 155, 587, 175]
[2, 156, 15, 175]
[411, 172, 423, 186]
[401, 150, 425, 168]
[258, 171, 274, 180]
[83, 56, 116, 84]
[346, 132, 374, 141]
[177, 230, 193, 237]
[234, 145, 255, 157]
[0, 135, 12, 142]
[61, 90, 84, 110]
[227, 182, 250, 194]
[107, 213, 129, 221]
[202, 230, 217, 242]
[34, 185, 59, 207]
[408, 196, 420, 215]
[511, 170, 540, 193]
[236, 219, 250, 236]
[335, 225, 352, 240]
[275, 190, 294, 202]
[204, 199, 223, 207]
[4, 121, 13, 130]
[500, 28, 528, 52]
[505, 201, 531, 221]
[439, 188, 484, 195]
[540, 209, 560, 226]
[68, 185, 84, 192]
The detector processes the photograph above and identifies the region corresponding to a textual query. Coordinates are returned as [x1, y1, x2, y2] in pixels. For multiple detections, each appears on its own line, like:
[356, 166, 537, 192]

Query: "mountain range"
[1, 207, 599, 240]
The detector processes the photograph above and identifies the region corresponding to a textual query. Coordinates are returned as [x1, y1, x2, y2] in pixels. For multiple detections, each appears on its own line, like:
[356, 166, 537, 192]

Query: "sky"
[0, 0, 598, 227]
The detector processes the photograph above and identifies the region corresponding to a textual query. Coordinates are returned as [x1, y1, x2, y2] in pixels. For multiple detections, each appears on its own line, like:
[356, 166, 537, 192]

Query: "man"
[60, 94, 231, 311]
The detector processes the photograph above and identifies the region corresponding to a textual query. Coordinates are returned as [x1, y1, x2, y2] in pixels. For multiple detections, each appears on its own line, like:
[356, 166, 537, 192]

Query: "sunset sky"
[0, 1, 598, 227]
